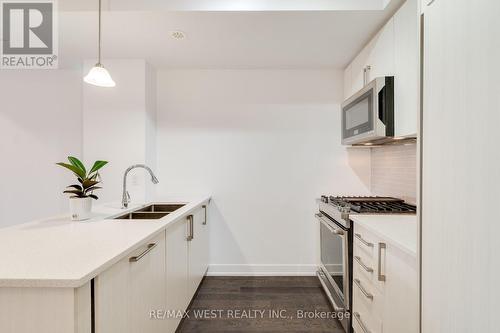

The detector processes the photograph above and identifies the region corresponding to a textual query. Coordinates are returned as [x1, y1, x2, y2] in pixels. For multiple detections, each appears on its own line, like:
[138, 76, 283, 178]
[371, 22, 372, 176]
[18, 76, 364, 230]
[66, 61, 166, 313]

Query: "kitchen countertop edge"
[0, 196, 211, 289]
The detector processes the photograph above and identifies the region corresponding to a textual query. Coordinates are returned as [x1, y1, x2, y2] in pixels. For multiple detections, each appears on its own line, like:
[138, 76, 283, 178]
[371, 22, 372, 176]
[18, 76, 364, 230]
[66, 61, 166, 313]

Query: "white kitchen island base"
[0, 198, 210, 333]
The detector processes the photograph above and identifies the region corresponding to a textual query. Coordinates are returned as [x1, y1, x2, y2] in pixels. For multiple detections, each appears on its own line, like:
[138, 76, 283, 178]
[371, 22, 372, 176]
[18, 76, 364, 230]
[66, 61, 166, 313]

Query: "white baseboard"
[207, 264, 317, 276]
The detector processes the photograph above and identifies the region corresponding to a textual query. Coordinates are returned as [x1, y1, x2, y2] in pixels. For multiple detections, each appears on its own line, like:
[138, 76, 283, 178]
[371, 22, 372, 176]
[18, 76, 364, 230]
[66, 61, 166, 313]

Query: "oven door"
[316, 212, 351, 331]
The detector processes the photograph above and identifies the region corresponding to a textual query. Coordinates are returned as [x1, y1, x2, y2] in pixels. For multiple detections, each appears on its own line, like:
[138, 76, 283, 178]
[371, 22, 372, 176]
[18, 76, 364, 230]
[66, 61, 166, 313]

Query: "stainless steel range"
[315, 196, 416, 332]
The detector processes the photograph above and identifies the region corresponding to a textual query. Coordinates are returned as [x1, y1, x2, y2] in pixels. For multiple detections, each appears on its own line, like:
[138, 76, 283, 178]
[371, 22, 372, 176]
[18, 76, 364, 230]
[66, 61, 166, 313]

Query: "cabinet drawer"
[352, 291, 383, 333]
[353, 272, 384, 320]
[353, 256, 377, 292]
[354, 229, 377, 263]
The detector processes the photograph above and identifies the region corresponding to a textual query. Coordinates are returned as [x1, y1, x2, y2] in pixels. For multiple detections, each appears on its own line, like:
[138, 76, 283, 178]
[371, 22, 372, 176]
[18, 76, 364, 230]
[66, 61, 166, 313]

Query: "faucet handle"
[126, 191, 130, 201]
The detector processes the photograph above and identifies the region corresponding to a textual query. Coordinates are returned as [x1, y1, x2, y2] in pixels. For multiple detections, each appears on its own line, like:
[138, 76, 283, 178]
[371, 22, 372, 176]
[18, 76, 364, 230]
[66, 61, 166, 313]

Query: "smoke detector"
[170, 30, 186, 40]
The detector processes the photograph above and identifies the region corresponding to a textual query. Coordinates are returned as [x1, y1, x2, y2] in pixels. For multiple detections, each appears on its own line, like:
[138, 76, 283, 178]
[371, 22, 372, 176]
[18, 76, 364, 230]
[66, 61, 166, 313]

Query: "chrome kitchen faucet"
[122, 164, 159, 209]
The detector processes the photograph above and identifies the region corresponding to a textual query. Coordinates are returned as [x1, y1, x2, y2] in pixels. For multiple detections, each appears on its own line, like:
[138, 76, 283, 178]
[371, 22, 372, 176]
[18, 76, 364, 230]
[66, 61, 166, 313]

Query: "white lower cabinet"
[188, 205, 209, 297]
[95, 232, 167, 333]
[165, 205, 209, 332]
[352, 224, 418, 333]
[96, 204, 210, 333]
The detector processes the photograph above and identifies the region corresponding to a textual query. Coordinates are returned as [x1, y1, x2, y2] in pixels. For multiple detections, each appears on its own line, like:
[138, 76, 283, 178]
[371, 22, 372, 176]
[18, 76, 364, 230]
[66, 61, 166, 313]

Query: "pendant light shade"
[84, 0, 115, 87]
[84, 63, 116, 87]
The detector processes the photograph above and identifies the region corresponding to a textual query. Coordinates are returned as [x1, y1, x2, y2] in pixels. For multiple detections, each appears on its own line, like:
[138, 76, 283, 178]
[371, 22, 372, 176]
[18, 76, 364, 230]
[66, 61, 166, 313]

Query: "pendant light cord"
[98, 0, 102, 65]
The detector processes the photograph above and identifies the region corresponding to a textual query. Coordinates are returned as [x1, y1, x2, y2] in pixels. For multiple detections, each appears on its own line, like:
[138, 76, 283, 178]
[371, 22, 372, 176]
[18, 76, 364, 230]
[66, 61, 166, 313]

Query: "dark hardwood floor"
[176, 276, 345, 332]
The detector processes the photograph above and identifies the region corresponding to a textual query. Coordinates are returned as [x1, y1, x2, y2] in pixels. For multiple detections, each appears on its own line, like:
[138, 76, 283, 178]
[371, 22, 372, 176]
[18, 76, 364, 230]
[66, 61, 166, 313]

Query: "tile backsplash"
[371, 143, 417, 204]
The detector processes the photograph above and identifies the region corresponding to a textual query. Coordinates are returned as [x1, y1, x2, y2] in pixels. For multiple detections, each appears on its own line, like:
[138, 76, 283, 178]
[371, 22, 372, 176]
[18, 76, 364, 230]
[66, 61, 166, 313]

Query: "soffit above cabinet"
[57, 2, 403, 69]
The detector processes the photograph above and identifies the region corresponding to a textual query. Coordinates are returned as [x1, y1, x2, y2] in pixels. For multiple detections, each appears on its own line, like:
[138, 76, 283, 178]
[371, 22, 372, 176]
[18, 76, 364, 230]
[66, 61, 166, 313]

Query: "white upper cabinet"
[349, 19, 395, 97]
[369, 19, 396, 79]
[344, 0, 419, 137]
[343, 64, 352, 100]
[350, 38, 374, 95]
[394, 0, 419, 136]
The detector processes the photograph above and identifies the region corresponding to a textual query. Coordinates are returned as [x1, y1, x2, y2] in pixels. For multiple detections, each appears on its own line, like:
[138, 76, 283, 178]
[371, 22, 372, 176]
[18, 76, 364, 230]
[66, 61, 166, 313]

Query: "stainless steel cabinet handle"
[202, 205, 207, 225]
[427, 0, 436, 6]
[354, 256, 373, 273]
[363, 65, 372, 85]
[186, 215, 194, 241]
[353, 312, 371, 333]
[129, 243, 157, 262]
[316, 271, 344, 312]
[355, 233, 374, 247]
[378, 242, 386, 282]
[354, 278, 373, 300]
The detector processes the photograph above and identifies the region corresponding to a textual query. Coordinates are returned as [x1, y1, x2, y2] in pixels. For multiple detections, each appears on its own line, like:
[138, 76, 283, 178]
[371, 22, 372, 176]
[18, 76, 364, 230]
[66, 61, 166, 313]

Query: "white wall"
[0, 70, 82, 228]
[156, 69, 370, 275]
[83, 60, 157, 205]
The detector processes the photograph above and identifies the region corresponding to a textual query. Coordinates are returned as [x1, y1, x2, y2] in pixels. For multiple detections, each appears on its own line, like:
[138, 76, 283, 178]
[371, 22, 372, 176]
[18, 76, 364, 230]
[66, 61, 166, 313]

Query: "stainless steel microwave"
[341, 76, 394, 145]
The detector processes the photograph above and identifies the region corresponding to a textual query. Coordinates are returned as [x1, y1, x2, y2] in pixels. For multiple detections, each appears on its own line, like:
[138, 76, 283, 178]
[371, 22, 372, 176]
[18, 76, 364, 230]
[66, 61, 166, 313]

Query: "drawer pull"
[355, 233, 374, 247]
[354, 278, 373, 300]
[354, 256, 373, 273]
[353, 312, 372, 333]
[129, 243, 157, 262]
[186, 215, 194, 241]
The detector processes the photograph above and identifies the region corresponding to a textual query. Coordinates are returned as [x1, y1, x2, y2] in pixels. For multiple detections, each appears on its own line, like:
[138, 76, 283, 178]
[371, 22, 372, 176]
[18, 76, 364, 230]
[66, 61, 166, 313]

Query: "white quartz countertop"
[0, 196, 210, 288]
[350, 214, 417, 257]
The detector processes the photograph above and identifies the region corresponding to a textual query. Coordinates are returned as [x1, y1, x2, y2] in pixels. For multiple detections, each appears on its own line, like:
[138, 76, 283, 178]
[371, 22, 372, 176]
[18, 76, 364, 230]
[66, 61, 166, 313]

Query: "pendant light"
[84, 0, 115, 87]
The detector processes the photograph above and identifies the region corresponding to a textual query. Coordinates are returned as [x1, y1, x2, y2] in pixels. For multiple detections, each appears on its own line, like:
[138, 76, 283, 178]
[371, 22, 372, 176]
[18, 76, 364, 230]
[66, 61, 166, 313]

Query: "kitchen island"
[0, 196, 210, 333]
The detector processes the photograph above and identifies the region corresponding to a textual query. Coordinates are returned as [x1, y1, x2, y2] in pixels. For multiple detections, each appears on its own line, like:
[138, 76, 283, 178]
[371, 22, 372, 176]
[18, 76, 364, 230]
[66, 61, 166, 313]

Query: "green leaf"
[88, 194, 99, 200]
[84, 186, 102, 193]
[56, 163, 86, 179]
[67, 156, 86, 176]
[88, 161, 108, 175]
[66, 184, 83, 191]
[82, 179, 99, 189]
[63, 190, 84, 196]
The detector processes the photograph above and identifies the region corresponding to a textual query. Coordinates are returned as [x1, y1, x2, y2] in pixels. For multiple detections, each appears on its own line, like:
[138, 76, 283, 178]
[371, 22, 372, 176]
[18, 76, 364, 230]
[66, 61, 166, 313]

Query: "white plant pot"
[69, 197, 93, 221]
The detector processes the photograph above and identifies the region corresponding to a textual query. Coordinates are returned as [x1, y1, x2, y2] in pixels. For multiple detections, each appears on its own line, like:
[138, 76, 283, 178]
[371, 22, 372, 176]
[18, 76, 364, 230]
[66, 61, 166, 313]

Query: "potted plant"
[56, 156, 108, 221]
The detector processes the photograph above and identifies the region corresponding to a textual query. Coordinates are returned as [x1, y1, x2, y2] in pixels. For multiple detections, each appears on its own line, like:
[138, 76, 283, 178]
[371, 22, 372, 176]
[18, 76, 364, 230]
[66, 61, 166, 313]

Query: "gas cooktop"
[320, 196, 416, 214]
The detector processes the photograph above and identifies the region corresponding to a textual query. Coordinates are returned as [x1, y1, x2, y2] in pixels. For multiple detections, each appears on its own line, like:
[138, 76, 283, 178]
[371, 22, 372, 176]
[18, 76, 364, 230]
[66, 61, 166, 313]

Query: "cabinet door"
[351, 41, 373, 93]
[382, 244, 418, 333]
[95, 257, 130, 333]
[350, 18, 395, 94]
[394, 0, 419, 136]
[343, 64, 353, 100]
[129, 232, 166, 333]
[422, 1, 500, 332]
[368, 18, 395, 79]
[165, 219, 189, 332]
[188, 206, 209, 298]
[95, 232, 166, 333]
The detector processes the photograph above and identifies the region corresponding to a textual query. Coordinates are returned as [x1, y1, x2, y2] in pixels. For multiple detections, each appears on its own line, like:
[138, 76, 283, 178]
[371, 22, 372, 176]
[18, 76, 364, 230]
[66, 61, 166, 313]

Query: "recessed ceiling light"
[170, 30, 186, 40]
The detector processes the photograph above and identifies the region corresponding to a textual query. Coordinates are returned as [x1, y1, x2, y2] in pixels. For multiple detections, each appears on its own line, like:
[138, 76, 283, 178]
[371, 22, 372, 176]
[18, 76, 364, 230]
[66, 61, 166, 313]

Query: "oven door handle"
[315, 213, 344, 235]
[316, 270, 345, 312]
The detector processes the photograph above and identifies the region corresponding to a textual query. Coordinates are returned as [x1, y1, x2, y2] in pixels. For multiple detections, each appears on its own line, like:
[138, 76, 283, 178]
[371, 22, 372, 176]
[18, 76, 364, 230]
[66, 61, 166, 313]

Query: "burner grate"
[326, 196, 416, 214]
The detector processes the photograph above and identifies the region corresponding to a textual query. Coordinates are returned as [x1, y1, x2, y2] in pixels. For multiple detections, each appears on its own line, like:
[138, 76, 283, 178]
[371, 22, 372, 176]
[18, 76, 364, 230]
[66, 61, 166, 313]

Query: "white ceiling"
[58, 1, 404, 69]
[61, 0, 398, 12]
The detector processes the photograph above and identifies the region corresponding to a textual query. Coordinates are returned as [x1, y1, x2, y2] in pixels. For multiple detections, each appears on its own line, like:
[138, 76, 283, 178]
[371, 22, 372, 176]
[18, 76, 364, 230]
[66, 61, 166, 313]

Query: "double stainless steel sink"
[114, 204, 185, 220]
